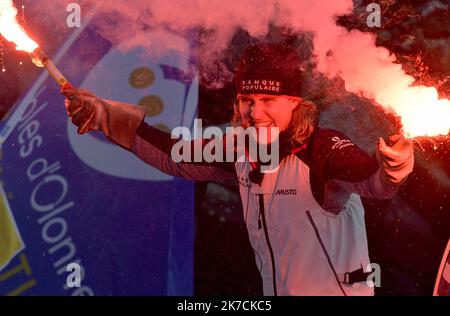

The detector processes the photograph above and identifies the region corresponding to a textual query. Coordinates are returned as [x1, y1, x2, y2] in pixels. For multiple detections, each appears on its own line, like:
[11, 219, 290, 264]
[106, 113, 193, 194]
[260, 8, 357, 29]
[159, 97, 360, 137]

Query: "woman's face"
[237, 93, 299, 132]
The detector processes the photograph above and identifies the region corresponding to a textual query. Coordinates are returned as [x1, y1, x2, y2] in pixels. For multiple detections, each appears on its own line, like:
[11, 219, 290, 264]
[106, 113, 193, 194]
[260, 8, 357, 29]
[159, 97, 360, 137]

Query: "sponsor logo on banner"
[68, 30, 198, 181]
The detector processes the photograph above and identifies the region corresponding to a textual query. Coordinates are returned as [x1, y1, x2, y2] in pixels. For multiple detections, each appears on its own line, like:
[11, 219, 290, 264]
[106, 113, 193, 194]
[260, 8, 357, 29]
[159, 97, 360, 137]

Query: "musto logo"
[0, 186, 24, 271]
[275, 189, 297, 196]
[68, 30, 198, 181]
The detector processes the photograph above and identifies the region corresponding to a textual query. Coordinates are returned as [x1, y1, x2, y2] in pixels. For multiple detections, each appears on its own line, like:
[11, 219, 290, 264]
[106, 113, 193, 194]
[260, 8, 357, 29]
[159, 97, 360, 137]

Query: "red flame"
[0, 0, 38, 52]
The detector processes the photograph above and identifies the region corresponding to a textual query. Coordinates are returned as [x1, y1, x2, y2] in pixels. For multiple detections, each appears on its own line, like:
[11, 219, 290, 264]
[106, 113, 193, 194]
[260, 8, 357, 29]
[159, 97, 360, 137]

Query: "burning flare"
[0, 0, 38, 52]
[382, 85, 450, 138]
[0, 0, 69, 87]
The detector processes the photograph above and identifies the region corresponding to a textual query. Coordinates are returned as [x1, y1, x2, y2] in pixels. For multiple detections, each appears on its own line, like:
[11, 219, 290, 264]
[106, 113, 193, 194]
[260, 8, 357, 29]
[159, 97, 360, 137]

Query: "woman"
[62, 43, 414, 295]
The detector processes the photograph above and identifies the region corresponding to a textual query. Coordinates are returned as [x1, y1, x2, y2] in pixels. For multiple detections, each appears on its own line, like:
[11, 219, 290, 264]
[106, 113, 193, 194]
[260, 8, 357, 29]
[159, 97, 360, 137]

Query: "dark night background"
[1, 0, 449, 295]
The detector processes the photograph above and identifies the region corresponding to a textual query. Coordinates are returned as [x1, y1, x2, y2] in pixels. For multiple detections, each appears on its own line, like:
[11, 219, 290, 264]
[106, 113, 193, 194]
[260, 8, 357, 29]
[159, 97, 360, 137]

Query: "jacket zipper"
[258, 194, 278, 296]
[306, 210, 347, 296]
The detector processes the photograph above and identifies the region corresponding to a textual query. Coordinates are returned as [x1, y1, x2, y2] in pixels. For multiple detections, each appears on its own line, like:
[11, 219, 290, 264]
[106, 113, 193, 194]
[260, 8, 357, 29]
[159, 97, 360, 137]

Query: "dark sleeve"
[308, 128, 379, 182]
[306, 128, 400, 200]
[131, 121, 236, 181]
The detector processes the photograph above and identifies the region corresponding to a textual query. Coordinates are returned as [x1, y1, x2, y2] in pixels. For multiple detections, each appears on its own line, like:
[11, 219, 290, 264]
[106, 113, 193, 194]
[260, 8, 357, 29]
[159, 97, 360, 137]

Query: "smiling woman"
[237, 94, 298, 129]
[62, 41, 414, 296]
[233, 93, 317, 147]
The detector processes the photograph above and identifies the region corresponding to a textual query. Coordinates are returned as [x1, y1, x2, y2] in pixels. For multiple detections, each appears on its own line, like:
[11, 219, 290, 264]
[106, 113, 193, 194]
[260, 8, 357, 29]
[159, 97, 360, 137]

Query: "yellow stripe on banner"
[0, 186, 24, 271]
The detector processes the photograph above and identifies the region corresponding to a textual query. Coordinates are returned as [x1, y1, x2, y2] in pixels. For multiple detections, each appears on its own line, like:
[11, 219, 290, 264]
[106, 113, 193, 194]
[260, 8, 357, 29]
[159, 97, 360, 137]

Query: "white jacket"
[236, 155, 374, 296]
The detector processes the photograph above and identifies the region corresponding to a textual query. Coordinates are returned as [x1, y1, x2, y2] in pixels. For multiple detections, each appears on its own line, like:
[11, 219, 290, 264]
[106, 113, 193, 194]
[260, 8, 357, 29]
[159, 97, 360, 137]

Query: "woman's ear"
[289, 99, 301, 110]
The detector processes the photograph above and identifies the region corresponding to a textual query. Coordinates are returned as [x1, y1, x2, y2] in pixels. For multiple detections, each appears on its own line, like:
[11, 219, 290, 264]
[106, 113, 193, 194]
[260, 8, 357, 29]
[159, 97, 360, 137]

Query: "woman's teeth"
[255, 122, 273, 128]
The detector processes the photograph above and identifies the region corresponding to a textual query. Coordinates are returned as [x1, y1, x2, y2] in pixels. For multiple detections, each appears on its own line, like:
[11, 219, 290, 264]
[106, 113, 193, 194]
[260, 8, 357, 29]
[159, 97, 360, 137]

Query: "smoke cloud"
[15, 0, 450, 136]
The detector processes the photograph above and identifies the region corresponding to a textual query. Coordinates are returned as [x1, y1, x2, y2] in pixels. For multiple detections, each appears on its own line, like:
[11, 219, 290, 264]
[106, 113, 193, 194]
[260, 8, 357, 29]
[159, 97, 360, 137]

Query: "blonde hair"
[231, 98, 318, 147]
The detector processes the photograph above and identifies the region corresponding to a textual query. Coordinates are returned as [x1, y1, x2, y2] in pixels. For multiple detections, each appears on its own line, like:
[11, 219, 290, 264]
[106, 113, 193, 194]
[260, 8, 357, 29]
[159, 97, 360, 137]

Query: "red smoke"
[22, 0, 450, 137]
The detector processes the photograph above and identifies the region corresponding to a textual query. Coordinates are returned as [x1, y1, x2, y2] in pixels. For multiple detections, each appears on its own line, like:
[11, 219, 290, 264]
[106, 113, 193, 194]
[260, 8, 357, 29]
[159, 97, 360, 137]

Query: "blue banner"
[0, 9, 197, 296]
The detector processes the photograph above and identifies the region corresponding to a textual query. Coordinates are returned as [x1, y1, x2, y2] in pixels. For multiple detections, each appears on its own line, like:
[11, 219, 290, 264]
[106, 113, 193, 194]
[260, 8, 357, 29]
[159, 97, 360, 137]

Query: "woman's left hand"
[376, 134, 414, 185]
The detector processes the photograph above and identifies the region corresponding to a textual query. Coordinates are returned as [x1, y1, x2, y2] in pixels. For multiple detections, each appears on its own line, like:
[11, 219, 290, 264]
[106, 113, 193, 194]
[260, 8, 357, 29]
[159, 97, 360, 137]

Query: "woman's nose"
[250, 101, 265, 120]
